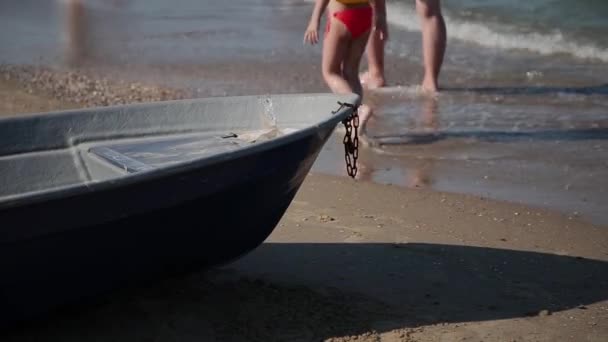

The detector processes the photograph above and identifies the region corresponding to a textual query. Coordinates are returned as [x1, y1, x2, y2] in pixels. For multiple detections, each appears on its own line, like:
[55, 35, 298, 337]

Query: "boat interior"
[0, 94, 355, 202]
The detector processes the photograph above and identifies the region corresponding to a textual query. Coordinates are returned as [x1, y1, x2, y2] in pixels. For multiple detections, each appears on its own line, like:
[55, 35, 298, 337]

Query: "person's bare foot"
[360, 71, 386, 90]
[357, 104, 373, 135]
[421, 78, 439, 94]
[356, 104, 380, 148]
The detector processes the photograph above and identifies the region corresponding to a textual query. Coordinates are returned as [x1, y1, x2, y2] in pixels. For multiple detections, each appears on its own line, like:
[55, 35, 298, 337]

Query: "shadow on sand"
[3, 243, 607, 340]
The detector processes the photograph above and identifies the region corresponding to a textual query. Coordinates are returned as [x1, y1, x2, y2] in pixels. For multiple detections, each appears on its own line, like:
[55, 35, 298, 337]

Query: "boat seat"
[88, 131, 277, 173]
[89, 146, 156, 173]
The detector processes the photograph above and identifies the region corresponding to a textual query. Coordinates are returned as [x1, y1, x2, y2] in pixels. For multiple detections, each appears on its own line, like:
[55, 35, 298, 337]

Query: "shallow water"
[315, 92, 608, 225]
[1, 0, 606, 224]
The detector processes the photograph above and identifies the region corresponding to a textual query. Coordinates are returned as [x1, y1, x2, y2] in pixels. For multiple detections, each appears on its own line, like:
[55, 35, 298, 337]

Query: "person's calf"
[361, 30, 387, 89]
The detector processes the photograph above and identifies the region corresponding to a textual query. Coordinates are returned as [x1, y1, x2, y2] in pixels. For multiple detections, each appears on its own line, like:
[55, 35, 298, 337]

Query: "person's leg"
[416, 0, 446, 92]
[322, 15, 353, 94]
[343, 30, 373, 133]
[343, 32, 369, 95]
[64, 0, 87, 66]
[360, 0, 387, 90]
[360, 29, 386, 89]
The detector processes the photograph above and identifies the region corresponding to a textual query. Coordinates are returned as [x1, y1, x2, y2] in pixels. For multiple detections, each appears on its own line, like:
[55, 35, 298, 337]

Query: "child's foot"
[356, 104, 379, 149]
[420, 78, 440, 95]
[360, 71, 386, 90]
[357, 104, 373, 136]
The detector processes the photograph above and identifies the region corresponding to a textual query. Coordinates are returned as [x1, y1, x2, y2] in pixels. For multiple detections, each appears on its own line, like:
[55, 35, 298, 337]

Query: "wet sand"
[1, 78, 607, 341]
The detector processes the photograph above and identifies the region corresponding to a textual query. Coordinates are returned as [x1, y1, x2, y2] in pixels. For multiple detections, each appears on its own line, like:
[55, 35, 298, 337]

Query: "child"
[304, 0, 387, 133]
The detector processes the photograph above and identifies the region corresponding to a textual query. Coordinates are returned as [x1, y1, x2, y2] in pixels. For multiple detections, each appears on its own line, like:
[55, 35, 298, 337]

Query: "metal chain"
[333, 101, 359, 179]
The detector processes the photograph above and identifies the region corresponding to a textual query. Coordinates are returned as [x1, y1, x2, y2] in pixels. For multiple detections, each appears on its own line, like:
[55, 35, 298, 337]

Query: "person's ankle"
[361, 70, 386, 89]
[421, 78, 439, 93]
[370, 73, 386, 87]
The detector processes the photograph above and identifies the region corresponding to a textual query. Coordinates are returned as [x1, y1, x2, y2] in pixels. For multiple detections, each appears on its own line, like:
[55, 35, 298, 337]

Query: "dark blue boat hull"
[0, 126, 333, 327]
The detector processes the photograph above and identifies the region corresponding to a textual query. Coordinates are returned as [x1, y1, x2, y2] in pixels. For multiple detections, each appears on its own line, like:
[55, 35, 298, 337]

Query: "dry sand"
[0, 75, 77, 117]
[1, 74, 607, 341]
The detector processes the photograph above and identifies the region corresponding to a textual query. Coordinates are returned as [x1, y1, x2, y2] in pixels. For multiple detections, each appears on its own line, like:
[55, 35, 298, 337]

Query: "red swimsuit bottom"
[325, 5, 373, 39]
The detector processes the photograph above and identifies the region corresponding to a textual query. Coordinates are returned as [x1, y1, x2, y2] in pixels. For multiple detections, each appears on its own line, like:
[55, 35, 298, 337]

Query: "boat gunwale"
[0, 93, 359, 210]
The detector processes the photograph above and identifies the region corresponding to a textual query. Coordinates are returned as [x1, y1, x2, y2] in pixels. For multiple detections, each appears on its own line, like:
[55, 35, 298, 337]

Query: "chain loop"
[333, 101, 359, 179]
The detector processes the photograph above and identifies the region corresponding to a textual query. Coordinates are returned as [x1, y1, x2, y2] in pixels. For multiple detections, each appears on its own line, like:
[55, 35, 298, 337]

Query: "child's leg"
[343, 31, 373, 133]
[322, 16, 353, 94]
[343, 31, 370, 95]
[361, 30, 386, 89]
[416, 0, 446, 93]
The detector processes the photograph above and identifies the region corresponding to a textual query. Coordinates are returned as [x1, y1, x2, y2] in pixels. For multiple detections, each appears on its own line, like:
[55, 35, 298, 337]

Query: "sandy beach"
[1, 74, 607, 341]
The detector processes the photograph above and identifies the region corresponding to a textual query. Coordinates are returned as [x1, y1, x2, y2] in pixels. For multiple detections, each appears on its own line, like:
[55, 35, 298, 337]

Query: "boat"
[0, 93, 360, 326]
